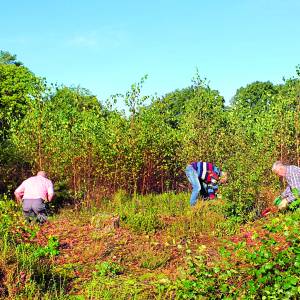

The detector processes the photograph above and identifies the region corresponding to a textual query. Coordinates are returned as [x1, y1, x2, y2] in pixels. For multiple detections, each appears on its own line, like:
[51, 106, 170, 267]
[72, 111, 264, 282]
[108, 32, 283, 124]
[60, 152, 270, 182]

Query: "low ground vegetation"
[1, 192, 300, 299]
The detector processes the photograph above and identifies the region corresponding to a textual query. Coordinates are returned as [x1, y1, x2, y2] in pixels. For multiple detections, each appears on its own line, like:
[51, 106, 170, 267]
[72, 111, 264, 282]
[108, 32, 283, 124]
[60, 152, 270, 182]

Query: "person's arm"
[48, 192, 54, 202]
[14, 183, 25, 203]
[281, 186, 295, 202]
[46, 181, 54, 202]
[14, 191, 23, 203]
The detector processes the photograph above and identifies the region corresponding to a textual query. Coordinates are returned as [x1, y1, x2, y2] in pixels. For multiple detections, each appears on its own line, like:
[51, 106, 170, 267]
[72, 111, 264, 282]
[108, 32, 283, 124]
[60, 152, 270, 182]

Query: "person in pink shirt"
[14, 171, 54, 224]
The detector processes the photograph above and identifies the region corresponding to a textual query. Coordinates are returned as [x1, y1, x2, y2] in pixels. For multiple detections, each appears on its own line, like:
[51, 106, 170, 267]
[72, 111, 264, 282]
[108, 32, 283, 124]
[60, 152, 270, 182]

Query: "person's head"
[37, 170, 47, 178]
[272, 161, 286, 177]
[219, 171, 228, 184]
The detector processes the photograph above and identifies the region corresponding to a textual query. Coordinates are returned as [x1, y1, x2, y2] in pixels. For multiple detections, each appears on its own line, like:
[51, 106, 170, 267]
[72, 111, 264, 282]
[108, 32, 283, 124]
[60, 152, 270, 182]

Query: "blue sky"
[1, 0, 300, 105]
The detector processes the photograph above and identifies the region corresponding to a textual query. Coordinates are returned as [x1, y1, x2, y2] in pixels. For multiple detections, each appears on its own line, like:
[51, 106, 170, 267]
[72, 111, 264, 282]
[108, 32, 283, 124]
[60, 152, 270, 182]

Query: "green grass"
[1, 192, 300, 299]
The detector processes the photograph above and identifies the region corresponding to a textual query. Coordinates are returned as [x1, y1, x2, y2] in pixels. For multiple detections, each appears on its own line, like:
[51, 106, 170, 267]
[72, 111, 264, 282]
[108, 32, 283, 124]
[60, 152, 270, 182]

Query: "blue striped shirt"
[282, 165, 300, 202]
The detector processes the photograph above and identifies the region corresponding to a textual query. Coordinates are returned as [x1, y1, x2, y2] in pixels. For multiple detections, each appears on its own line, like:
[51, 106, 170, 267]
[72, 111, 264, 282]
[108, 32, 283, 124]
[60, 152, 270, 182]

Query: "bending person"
[14, 171, 54, 224]
[185, 161, 227, 206]
[271, 161, 300, 210]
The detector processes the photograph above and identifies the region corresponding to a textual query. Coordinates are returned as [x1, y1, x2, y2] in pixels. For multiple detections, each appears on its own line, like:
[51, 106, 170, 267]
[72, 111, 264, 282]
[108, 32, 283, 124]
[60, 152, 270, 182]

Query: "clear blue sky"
[1, 0, 300, 104]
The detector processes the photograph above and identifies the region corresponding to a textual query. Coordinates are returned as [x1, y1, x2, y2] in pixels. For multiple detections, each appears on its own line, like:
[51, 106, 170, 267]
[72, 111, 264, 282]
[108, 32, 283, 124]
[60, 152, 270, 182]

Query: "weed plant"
[0, 195, 69, 299]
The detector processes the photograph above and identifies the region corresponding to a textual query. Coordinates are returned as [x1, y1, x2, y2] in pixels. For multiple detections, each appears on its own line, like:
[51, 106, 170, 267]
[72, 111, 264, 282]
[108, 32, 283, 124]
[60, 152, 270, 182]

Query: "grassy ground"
[1, 192, 300, 299]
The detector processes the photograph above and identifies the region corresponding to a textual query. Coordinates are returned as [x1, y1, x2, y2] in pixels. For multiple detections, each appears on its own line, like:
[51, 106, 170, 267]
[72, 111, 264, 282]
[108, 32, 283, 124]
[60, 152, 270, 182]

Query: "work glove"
[274, 196, 288, 210]
[273, 196, 282, 206]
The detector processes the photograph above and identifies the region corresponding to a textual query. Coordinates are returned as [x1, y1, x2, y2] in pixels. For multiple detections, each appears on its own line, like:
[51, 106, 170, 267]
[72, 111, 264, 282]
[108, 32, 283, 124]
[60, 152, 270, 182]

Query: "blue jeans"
[185, 165, 207, 206]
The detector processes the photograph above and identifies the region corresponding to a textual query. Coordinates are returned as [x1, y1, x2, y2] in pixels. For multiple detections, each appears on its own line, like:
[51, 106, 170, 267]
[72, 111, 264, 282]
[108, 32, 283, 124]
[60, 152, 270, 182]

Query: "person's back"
[20, 175, 53, 200]
[15, 171, 54, 224]
[286, 165, 300, 185]
[284, 165, 300, 199]
[190, 161, 221, 182]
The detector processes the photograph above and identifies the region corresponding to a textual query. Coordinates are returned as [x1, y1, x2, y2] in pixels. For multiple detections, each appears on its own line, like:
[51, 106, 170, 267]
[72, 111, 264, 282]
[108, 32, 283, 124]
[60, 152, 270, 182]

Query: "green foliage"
[113, 192, 192, 234]
[33, 236, 60, 258]
[288, 189, 300, 211]
[221, 75, 300, 220]
[1, 50, 300, 220]
[83, 261, 145, 300]
[159, 211, 300, 299]
[2, 51, 300, 298]
[0, 54, 45, 193]
[0, 50, 23, 66]
[120, 207, 163, 234]
[231, 81, 277, 111]
[0, 196, 68, 299]
[0, 63, 44, 140]
[179, 74, 226, 164]
[94, 261, 124, 277]
[289, 199, 300, 211]
[84, 275, 143, 300]
[0, 195, 31, 245]
[2, 190, 300, 299]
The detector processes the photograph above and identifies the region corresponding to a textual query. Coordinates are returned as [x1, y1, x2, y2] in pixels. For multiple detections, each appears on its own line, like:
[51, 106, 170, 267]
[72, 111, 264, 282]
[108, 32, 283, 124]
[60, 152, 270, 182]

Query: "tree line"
[1, 50, 299, 220]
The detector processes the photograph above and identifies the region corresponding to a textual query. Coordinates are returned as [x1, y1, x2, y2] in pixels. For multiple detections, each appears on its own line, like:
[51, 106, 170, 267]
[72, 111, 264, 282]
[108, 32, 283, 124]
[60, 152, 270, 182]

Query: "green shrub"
[94, 261, 124, 277]
[121, 208, 163, 233]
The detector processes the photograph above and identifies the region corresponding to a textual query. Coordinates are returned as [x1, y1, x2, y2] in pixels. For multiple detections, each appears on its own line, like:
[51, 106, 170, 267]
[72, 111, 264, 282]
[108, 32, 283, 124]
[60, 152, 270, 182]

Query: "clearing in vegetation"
[1, 192, 300, 299]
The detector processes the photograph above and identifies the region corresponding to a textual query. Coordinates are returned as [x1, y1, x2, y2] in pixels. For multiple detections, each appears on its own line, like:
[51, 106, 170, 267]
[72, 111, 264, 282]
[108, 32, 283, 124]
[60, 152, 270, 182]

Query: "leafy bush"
[33, 236, 60, 258]
[159, 211, 300, 299]
[94, 261, 124, 277]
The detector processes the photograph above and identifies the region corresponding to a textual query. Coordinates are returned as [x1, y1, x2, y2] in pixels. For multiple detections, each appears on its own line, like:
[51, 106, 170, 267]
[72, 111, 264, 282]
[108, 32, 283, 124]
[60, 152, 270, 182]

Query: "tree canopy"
[1, 49, 300, 220]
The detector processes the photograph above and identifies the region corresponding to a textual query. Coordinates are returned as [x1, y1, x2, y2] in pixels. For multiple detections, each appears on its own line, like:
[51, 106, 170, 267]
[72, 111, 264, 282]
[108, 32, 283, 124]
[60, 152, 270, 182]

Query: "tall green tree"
[0, 64, 44, 141]
[179, 75, 226, 165]
[0, 52, 44, 193]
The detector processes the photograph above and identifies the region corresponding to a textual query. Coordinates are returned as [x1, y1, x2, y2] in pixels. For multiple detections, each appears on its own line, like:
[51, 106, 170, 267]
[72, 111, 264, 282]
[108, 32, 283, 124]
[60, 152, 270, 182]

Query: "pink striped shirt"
[15, 175, 54, 200]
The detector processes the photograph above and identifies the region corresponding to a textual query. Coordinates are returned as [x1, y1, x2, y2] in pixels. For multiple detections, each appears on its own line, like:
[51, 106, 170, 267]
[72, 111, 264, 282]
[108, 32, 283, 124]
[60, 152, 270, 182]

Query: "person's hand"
[277, 198, 288, 210]
[273, 196, 289, 210]
[273, 196, 282, 206]
[15, 196, 23, 204]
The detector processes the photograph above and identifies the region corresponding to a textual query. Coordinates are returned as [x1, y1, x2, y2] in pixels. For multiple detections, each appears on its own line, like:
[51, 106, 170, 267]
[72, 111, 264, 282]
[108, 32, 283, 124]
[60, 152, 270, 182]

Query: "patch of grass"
[3, 191, 300, 299]
[121, 209, 163, 234]
[140, 251, 170, 270]
[94, 261, 124, 277]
